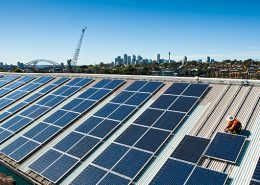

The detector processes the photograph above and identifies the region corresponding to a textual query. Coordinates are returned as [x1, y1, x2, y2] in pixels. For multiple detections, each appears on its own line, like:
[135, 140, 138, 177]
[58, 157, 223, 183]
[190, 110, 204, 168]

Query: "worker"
[224, 116, 242, 135]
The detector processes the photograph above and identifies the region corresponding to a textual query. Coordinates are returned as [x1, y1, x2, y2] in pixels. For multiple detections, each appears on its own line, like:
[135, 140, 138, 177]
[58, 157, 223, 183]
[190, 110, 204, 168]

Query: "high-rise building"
[132, 55, 136, 63]
[211, 59, 215, 63]
[137, 55, 142, 64]
[17, 62, 24, 69]
[157, 54, 160, 63]
[182, 56, 187, 66]
[127, 56, 131, 65]
[206, 56, 211, 63]
[123, 54, 128, 65]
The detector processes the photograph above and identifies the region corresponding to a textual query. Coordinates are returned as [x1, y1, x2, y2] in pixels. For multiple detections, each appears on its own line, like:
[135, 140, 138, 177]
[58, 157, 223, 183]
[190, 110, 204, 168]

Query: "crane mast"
[72, 27, 87, 66]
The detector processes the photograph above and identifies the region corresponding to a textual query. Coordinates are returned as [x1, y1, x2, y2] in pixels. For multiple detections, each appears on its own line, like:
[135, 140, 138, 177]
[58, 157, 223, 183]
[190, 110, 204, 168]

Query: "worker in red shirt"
[224, 116, 242, 135]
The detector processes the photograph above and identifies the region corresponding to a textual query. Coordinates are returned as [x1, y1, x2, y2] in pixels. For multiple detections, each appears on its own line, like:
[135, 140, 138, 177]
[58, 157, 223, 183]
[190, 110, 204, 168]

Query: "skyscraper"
[206, 56, 211, 63]
[123, 54, 128, 65]
[157, 54, 160, 63]
[127, 56, 131, 65]
[132, 55, 136, 64]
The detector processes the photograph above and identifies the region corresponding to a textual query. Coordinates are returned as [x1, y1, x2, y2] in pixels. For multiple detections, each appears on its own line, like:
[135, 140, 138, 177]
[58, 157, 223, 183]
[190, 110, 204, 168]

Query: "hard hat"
[226, 115, 234, 121]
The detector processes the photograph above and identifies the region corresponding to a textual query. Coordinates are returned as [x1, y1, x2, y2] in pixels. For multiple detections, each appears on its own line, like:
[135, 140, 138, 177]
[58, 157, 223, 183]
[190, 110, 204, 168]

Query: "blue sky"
[0, 0, 260, 65]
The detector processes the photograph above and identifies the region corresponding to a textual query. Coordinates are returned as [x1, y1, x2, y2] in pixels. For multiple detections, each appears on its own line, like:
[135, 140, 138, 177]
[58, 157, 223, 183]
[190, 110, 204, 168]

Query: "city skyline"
[0, 0, 260, 65]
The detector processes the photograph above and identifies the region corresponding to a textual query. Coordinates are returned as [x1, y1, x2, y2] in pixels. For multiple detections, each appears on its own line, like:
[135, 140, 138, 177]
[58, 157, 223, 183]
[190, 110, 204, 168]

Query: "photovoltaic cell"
[108, 105, 136, 121]
[252, 157, 260, 181]
[169, 96, 198, 112]
[33, 126, 60, 143]
[93, 143, 129, 169]
[88, 89, 111, 101]
[24, 123, 49, 138]
[89, 119, 120, 138]
[72, 99, 95, 113]
[67, 135, 100, 158]
[125, 92, 150, 106]
[69, 165, 107, 185]
[153, 111, 186, 131]
[205, 132, 246, 163]
[171, 135, 210, 163]
[29, 149, 62, 174]
[53, 111, 79, 127]
[115, 125, 148, 146]
[42, 155, 78, 183]
[182, 83, 208, 97]
[185, 166, 228, 185]
[139, 81, 162, 93]
[75, 117, 104, 134]
[150, 95, 178, 109]
[78, 88, 98, 99]
[103, 79, 124, 89]
[111, 91, 135, 104]
[134, 108, 164, 126]
[1, 137, 28, 155]
[149, 159, 194, 185]
[94, 103, 120, 118]
[99, 173, 130, 185]
[134, 128, 170, 152]
[112, 149, 152, 178]
[54, 132, 85, 152]
[163, 83, 189, 95]
[125, 81, 147, 91]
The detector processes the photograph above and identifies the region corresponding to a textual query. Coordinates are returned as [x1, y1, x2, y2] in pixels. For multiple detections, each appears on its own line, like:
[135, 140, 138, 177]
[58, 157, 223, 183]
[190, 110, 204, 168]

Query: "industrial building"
[0, 73, 259, 185]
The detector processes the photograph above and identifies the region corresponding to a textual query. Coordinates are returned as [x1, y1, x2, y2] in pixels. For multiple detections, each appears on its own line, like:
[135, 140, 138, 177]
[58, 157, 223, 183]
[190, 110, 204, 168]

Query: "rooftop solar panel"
[94, 103, 120, 118]
[163, 83, 189, 95]
[108, 105, 136, 121]
[252, 157, 260, 181]
[125, 92, 150, 106]
[139, 81, 163, 93]
[41, 155, 78, 183]
[169, 96, 198, 112]
[112, 149, 152, 178]
[182, 83, 208, 97]
[150, 95, 178, 109]
[205, 132, 246, 163]
[103, 79, 124, 89]
[125, 81, 147, 91]
[115, 125, 148, 146]
[69, 165, 107, 185]
[75, 117, 104, 134]
[149, 159, 194, 185]
[99, 173, 130, 185]
[185, 166, 228, 185]
[92, 79, 111, 88]
[171, 135, 210, 163]
[153, 111, 186, 131]
[134, 108, 164, 126]
[89, 119, 120, 138]
[111, 91, 135, 104]
[54, 132, 85, 152]
[93, 143, 129, 169]
[134, 128, 170, 152]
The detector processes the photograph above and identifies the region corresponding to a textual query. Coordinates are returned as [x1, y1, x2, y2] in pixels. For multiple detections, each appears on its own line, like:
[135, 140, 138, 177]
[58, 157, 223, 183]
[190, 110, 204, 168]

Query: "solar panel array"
[0, 77, 69, 121]
[0, 75, 20, 88]
[0, 76, 53, 110]
[170, 135, 210, 164]
[0, 75, 35, 98]
[29, 80, 162, 183]
[0, 78, 92, 144]
[150, 159, 228, 185]
[1, 79, 124, 165]
[204, 132, 246, 163]
[251, 157, 260, 184]
[69, 83, 208, 184]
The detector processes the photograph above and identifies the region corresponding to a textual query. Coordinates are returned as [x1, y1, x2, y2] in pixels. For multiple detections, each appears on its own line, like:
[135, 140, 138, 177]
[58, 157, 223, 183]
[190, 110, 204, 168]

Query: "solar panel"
[94, 103, 120, 118]
[171, 135, 210, 163]
[103, 79, 124, 89]
[115, 125, 148, 146]
[169, 96, 198, 112]
[75, 117, 104, 134]
[99, 173, 130, 185]
[150, 95, 178, 109]
[41, 155, 78, 183]
[69, 165, 107, 185]
[88, 89, 111, 100]
[92, 79, 111, 88]
[1, 137, 28, 155]
[111, 91, 135, 104]
[53, 112, 79, 127]
[108, 105, 136, 121]
[185, 166, 228, 185]
[149, 159, 194, 185]
[33, 125, 60, 143]
[93, 143, 129, 169]
[152, 111, 186, 131]
[182, 83, 208, 97]
[139, 81, 162, 93]
[252, 157, 260, 181]
[78, 88, 98, 99]
[112, 149, 152, 178]
[134, 128, 170, 152]
[72, 99, 95, 113]
[54, 132, 85, 152]
[163, 83, 189, 95]
[67, 135, 100, 158]
[134, 108, 164, 126]
[205, 132, 246, 163]
[125, 92, 150, 106]
[125, 81, 147, 91]
[29, 149, 62, 174]
[89, 119, 120, 138]
[24, 123, 49, 138]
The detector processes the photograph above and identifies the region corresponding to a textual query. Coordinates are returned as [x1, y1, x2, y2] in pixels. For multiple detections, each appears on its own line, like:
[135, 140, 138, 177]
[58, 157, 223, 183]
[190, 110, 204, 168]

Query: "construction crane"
[67, 27, 87, 72]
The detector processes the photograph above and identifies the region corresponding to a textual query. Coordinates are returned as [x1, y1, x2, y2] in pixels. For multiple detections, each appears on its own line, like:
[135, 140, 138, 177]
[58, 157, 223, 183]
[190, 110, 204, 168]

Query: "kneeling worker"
[224, 116, 242, 135]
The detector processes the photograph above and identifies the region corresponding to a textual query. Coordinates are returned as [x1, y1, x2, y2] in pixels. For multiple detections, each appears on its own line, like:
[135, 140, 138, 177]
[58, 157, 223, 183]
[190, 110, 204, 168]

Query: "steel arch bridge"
[25, 59, 60, 66]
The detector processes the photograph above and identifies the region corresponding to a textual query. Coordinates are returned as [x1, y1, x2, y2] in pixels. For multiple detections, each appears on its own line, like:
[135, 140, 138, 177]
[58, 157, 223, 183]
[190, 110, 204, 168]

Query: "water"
[0, 164, 32, 185]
